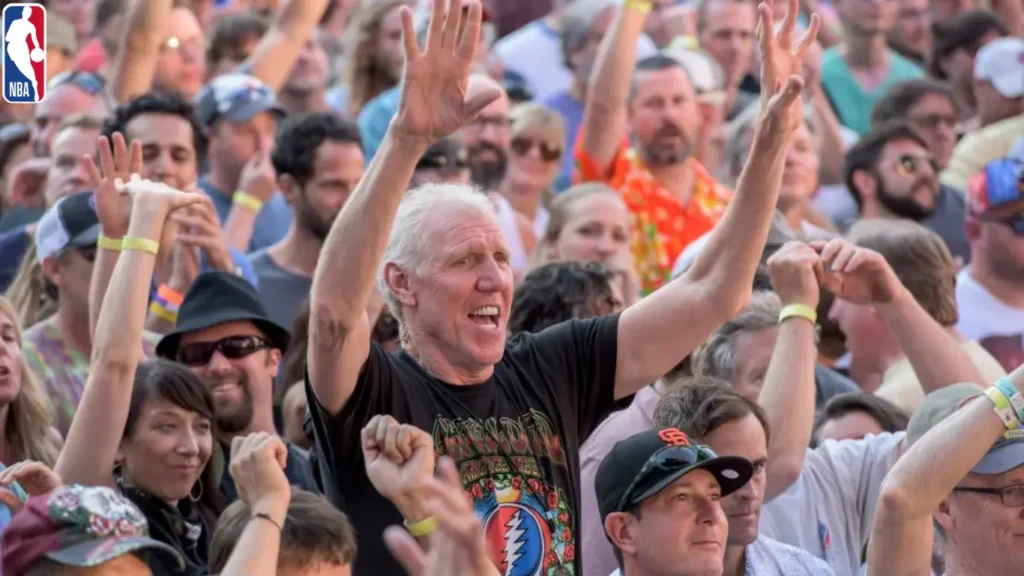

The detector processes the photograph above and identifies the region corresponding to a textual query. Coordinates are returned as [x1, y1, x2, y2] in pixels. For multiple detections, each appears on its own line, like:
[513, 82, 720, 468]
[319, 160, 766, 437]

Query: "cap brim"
[630, 455, 754, 505]
[67, 223, 101, 249]
[47, 535, 185, 570]
[223, 99, 287, 123]
[972, 440, 1024, 475]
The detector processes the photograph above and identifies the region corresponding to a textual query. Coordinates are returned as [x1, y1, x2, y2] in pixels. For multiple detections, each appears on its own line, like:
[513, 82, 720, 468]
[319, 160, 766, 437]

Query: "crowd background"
[0, 0, 1021, 575]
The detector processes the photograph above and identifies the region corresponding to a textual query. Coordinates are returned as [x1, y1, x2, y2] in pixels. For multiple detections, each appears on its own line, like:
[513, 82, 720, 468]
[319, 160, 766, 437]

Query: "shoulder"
[889, 52, 925, 77]
[756, 536, 835, 573]
[820, 48, 843, 67]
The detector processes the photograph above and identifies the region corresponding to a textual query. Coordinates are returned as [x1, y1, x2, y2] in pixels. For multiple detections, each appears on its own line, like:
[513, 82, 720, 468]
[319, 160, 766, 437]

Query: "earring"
[190, 481, 204, 502]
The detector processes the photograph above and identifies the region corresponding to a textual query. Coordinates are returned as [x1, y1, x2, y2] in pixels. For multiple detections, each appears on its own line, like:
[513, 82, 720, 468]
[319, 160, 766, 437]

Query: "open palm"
[758, 0, 820, 133]
[392, 0, 502, 142]
[83, 133, 141, 239]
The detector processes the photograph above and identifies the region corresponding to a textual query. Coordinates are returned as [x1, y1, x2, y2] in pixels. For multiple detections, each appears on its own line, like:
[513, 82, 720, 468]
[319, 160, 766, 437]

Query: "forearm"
[219, 497, 289, 576]
[580, 4, 645, 170]
[224, 205, 259, 253]
[810, 89, 845, 185]
[245, 0, 330, 91]
[877, 288, 984, 392]
[88, 248, 118, 337]
[58, 205, 165, 486]
[760, 318, 817, 500]
[110, 0, 172, 102]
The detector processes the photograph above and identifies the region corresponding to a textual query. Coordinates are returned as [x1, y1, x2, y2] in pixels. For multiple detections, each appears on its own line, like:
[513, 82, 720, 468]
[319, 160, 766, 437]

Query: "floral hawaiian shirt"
[576, 139, 732, 295]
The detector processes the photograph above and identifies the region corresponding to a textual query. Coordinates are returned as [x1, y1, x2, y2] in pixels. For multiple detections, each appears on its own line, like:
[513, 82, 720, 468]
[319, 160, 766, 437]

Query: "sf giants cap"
[974, 37, 1024, 99]
[194, 73, 286, 127]
[594, 428, 753, 523]
[2, 484, 184, 575]
[907, 383, 1024, 474]
[34, 191, 100, 263]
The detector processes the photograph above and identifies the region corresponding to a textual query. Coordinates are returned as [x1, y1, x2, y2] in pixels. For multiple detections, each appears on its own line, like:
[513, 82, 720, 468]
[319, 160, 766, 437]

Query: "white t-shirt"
[955, 268, 1024, 341]
[760, 433, 904, 576]
[494, 19, 657, 102]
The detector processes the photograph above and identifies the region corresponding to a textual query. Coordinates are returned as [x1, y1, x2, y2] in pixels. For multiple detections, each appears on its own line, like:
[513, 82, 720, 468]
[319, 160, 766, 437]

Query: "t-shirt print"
[434, 411, 576, 574]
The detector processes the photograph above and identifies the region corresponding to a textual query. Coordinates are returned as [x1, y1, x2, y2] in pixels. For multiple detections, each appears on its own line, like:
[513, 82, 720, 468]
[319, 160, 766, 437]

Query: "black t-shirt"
[306, 315, 620, 576]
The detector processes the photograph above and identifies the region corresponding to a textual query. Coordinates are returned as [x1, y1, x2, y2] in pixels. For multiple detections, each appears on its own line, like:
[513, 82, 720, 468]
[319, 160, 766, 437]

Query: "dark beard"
[640, 122, 693, 166]
[877, 179, 936, 221]
[467, 141, 507, 190]
[297, 193, 337, 242]
[213, 375, 255, 435]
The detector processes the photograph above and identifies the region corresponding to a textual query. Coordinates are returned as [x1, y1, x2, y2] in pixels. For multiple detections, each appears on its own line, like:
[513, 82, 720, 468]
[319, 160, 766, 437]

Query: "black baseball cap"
[595, 428, 753, 522]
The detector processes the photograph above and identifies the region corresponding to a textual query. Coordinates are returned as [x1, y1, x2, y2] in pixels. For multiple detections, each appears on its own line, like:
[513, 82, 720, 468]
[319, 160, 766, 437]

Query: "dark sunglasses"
[616, 444, 719, 511]
[49, 71, 106, 96]
[892, 153, 938, 178]
[76, 245, 97, 263]
[510, 137, 561, 162]
[176, 335, 271, 366]
[417, 153, 468, 172]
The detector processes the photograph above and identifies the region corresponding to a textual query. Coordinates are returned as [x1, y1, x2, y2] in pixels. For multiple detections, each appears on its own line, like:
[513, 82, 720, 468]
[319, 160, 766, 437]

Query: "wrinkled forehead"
[422, 202, 508, 257]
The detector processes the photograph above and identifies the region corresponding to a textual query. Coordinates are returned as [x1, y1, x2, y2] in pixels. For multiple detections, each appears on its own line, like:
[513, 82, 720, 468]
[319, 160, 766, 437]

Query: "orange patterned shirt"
[576, 139, 732, 295]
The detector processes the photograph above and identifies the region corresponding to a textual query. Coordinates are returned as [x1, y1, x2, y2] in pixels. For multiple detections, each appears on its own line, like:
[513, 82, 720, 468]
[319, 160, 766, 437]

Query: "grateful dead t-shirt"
[305, 315, 619, 576]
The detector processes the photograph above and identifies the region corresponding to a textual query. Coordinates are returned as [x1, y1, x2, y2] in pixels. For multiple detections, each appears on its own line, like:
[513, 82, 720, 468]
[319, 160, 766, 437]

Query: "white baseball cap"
[974, 37, 1024, 99]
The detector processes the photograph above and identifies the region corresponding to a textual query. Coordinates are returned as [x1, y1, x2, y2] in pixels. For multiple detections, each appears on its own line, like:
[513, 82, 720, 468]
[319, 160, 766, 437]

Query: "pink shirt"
[579, 385, 662, 576]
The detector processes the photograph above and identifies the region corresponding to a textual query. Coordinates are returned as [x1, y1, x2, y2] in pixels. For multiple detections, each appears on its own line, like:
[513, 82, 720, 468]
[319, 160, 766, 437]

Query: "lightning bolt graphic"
[502, 509, 527, 576]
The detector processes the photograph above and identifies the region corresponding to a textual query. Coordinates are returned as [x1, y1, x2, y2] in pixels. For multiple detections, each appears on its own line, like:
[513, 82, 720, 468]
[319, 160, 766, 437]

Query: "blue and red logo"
[2, 3, 46, 103]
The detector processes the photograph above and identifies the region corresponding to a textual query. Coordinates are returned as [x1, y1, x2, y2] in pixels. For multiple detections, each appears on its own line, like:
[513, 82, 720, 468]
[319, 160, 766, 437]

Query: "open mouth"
[468, 305, 500, 328]
[0, 365, 10, 377]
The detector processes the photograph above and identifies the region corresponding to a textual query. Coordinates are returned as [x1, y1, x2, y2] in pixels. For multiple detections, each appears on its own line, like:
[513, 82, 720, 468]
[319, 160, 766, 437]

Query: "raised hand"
[383, 458, 498, 576]
[229, 432, 292, 522]
[172, 195, 236, 272]
[238, 149, 277, 204]
[813, 238, 901, 306]
[0, 460, 62, 512]
[757, 0, 820, 135]
[392, 0, 502, 143]
[83, 133, 142, 239]
[362, 415, 436, 516]
[767, 241, 823, 308]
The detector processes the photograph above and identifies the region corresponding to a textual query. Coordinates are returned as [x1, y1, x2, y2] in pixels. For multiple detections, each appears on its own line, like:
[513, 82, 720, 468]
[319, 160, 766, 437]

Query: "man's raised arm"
[613, 0, 820, 397]
[307, 0, 500, 415]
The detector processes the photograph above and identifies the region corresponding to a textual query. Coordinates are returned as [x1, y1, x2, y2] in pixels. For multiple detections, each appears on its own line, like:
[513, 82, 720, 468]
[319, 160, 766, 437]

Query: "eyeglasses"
[892, 153, 938, 178]
[510, 137, 562, 162]
[49, 71, 106, 95]
[176, 335, 271, 366]
[76, 246, 97, 263]
[907, 113, 958, 131]
[953, 484, 1024, 507]
[616, 444, 719, 511]
[161, 35, 205, 56]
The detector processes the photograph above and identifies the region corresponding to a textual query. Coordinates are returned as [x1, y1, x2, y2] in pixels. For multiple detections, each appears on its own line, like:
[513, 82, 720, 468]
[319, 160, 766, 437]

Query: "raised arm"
[613, 0, 821, 397]
[578, 1, 646, 177]
[760, 242, 822, 500]
[869, 365, 1024, 575]
[110, 0, 173, 103]
[243, 0, 330, 92]
[308, 0, 501, 414]
[56, 179, 205, 487]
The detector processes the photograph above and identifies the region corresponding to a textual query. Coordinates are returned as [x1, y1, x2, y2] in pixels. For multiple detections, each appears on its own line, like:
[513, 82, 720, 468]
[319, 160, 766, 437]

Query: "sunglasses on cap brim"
[616, 444, 720, 512]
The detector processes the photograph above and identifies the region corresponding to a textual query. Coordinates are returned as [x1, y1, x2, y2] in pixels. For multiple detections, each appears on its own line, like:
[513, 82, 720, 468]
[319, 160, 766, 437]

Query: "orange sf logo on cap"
[658, 428, 691, 446]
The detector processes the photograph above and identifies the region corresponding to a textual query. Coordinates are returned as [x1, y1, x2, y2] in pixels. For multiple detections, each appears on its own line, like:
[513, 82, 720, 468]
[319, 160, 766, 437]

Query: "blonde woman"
[343, 0, 416, 117]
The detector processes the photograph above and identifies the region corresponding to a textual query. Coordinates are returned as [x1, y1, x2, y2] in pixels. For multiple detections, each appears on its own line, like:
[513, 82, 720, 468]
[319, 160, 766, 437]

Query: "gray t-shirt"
[248, 248, 312, 332]
[760, 432, 904, 576]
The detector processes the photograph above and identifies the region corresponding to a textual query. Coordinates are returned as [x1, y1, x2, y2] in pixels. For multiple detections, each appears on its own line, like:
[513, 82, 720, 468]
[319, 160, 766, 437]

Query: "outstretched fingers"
[794, 13, 820, 60]
[456, 1, 482, 62]
[780, 0, 798, 48]
[427, 0, 446, 51]
[400, 6, 421, 63]
[440, 0, 465, 49]
[129, 139, 143, 176]
[757, 2, 776, 82]
[96, 135, 115, 182]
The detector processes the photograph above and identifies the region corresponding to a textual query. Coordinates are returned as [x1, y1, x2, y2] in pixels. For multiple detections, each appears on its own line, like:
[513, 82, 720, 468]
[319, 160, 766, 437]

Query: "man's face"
[974, 207, 1024, 285]
[285, 32, 330, 94]
[629, 67, 700, 167]
[731, 327, 778, 400]
[154, 7, 207, 99]
[124, 113, 199, 191]
[779, 123, 820, 211]
[701, 414, 768, 547]
[699, 0, 757, 87]
[398, 205, 513, 372]
[177, 320, 280, 436]
[50, 0, 96, 39]
[210, 112, 277, 175]
[835, 0, 898, 36]
[941, 464, 1024, 574]
[31, 84, 100, 156]
[45, 126, 98, 205]
[460, 94, 510, 190]
[869, 139, 939, 220]
[568, 7, 617, 88]
[625, 470, 728, 575]
[892, 0, 931, 57]
[293, 140, 365, 241]
[45, 245, 96, 312]
[905, 93, 959, 170]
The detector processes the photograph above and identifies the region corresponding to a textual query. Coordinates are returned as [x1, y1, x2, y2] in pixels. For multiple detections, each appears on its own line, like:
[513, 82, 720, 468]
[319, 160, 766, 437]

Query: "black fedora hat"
[156, 271, 290, 360]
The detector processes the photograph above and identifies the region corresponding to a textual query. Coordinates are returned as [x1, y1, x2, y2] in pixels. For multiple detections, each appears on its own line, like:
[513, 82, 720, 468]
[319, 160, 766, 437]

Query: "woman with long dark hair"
[55, 134, 221, 575]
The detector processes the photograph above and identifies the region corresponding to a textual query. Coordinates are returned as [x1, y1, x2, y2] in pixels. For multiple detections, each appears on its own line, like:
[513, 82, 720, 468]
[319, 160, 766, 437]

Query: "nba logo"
[2, 3, 46, 103]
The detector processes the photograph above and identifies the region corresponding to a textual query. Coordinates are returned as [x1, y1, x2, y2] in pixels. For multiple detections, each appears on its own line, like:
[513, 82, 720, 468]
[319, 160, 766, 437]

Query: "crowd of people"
[0, 0, 1022, 574]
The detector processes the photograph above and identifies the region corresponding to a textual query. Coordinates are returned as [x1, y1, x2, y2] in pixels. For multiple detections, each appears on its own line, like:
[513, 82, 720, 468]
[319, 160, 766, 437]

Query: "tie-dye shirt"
[576, 139, 732, 295]
[22, 321, 160, 435]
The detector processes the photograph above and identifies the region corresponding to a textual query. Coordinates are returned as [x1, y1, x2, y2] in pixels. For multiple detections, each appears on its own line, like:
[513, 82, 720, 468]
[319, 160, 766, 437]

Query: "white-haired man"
[304, 0, 816, 574]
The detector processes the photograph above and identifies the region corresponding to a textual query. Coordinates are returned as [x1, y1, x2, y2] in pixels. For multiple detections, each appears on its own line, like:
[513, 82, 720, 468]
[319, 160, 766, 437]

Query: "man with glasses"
[594, 427, 754, 576]
[155, 271, 318, 501]
[842, 120, 940, 226]
[31, 71, 111, 157]
[956, 158, 1024, 372]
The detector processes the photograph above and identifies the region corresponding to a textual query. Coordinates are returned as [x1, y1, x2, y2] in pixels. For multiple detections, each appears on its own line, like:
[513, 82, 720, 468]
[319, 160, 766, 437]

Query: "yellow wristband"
[779, 303, 817, 325]
[149, 301, 178, 323]
[97, 234, 123, 251]
[625, 0, 653, 14]
[233, 190, 264, 213]
[404, 516, 437, 538]
[122, 236, 159, 255]
[985, 387, 1020, 430]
